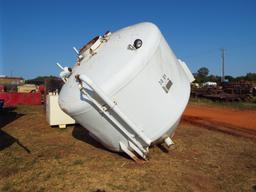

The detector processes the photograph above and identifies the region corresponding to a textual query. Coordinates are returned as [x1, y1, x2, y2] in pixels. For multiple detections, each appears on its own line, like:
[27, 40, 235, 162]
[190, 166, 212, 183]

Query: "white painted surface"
[203, 81, 217, 87]
[58, 22, 193, 157]
[46, 94, 75, 126]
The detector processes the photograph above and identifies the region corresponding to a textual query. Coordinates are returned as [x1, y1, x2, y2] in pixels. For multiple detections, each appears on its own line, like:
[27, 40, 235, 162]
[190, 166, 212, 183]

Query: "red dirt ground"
[183, 104, 256, 138]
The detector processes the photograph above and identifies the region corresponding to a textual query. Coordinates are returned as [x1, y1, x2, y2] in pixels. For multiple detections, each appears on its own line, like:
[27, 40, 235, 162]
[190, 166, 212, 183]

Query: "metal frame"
[76, 74, 151, 160]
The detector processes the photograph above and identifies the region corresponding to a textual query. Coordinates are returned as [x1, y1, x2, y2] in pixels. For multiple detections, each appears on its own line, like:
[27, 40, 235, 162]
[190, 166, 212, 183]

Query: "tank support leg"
[119, 142, 139, 162]
[164, 137, 174, 147]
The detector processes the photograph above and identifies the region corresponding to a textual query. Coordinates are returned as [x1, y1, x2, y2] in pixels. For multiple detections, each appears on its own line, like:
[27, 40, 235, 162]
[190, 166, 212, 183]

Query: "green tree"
[197, 67, 209, 78]
[195, 67, 210, 83]
[25, 75, 59, 85]
[245, 73, 256, 82]
[225, 75, 235, 82]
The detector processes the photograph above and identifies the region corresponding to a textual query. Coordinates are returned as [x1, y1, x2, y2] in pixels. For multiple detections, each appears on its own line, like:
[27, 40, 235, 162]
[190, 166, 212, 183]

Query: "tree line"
[25, 69, 256, 85]
[194, 67, 256, 84]
[25, 76, 60, 85]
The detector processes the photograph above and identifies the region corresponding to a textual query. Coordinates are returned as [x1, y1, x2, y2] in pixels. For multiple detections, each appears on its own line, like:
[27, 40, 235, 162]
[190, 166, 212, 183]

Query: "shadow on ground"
[72, 124, 130, 160]
[0, 108, 30, 153]
[0, 107, 23, 128]
[72, 124, 106, 150]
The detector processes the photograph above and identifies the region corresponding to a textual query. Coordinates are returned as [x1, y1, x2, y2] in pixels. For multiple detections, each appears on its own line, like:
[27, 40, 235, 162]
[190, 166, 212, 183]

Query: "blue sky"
[1, 0, 256, 79]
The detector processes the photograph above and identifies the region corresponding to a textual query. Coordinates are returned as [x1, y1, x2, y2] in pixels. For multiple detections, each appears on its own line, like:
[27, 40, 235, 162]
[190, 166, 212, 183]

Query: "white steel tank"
[58, 22, 194, 160]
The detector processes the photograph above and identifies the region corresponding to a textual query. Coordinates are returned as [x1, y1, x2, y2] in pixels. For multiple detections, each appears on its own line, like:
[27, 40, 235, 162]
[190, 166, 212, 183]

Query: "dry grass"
[0, 105, 256, 192]
[189, 97, 256, 110]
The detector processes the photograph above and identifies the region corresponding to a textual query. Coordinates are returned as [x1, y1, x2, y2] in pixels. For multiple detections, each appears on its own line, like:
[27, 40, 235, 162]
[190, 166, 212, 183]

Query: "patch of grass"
[107, 183, 127, 191]
[1, 181, 15, 192]
[43, 173, 51, 181]
[1, 105, 256, 192]
[73, 159, 84, 165]
[15, 105, 42, 114]
[0, 156, 26, 177]
[36, 187, 45, 192]
[92, 189, 106, 192]
[189, 97, 256, 110]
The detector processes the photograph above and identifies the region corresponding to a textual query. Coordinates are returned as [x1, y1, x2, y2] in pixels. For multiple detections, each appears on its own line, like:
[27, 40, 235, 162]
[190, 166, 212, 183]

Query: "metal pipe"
[73, 47, 79, 54]
[56, 62, 64, 70]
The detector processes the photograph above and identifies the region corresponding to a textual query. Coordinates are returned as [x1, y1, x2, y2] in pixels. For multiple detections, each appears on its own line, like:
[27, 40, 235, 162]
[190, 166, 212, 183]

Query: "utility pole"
[221, 48, 225, 83]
